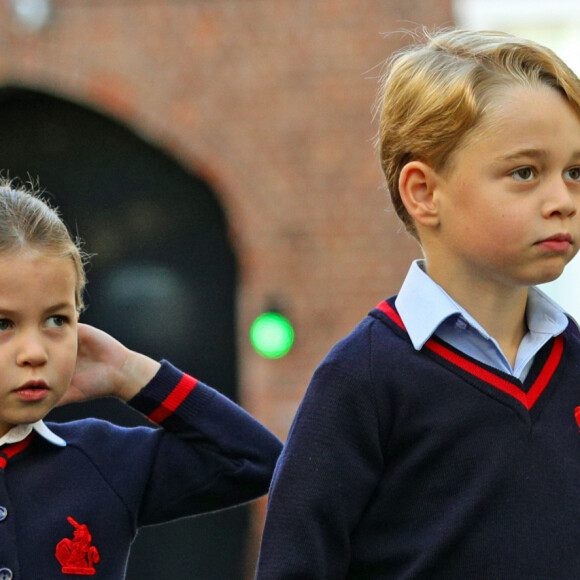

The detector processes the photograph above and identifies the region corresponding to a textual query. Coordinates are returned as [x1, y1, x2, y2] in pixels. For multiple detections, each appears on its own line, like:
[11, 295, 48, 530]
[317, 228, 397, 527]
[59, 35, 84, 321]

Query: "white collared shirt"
[395, 260, 574, 380]
[0, 420, 66, 448]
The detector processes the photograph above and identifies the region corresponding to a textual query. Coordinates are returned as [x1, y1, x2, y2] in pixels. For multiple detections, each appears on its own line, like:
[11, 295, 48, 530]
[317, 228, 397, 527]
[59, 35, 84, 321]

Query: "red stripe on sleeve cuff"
[146, 374, 198, 424]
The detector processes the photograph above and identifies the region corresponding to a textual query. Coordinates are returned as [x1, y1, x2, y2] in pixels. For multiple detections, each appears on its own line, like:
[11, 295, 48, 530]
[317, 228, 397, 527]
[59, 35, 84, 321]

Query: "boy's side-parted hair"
[0, 179, 88, 310]
[377, 28, 580, 240]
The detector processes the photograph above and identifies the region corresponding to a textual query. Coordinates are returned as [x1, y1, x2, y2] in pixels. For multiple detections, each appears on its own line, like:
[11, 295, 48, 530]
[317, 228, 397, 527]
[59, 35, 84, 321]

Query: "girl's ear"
[398, 161, 440, 229]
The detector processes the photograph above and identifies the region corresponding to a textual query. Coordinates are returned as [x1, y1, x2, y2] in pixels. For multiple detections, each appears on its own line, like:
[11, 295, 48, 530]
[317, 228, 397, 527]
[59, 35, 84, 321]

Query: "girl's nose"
[15, 331, 48, 367]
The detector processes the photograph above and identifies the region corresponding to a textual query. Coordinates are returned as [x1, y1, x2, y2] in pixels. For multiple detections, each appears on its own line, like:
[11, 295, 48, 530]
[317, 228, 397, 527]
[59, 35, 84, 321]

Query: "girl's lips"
[14, 381, 49, 402]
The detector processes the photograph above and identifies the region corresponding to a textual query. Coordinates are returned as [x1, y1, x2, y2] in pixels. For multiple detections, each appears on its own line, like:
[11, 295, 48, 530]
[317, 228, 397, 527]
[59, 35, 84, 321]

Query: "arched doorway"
[0, 87, 245, 579]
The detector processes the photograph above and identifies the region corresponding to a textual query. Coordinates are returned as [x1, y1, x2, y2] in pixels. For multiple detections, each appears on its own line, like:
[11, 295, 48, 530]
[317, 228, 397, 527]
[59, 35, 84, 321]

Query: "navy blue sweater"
[257, 298, 580, 579]
[0, 361, 282, 578]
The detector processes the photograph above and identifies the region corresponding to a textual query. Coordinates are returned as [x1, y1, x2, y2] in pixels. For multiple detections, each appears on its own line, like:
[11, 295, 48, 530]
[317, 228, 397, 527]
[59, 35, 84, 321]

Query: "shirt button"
[0, 507, 7, 522]
[0, 568, 13, 580]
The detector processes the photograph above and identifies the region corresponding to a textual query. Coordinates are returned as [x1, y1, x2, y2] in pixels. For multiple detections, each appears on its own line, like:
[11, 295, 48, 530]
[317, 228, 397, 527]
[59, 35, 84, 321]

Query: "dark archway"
[0, 87, 245, 579]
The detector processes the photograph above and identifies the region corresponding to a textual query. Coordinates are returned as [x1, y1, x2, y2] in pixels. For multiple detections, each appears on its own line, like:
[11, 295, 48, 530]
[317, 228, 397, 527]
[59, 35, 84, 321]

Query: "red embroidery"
[55, 517, 100, 575]
[575, 407, 580, 432]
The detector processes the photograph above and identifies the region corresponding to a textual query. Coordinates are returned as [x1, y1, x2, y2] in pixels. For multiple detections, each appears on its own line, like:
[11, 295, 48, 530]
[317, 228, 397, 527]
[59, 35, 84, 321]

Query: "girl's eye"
[0, 319, 12, 331]
[46, 315, 68, 329]
[564, 167, 580, 181]
[511, 167, 535, 182]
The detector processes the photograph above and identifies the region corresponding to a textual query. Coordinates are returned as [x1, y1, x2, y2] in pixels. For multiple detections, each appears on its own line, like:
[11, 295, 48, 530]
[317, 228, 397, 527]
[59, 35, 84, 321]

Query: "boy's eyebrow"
[496, 148, 580, 163]
[496, 148, 549, 162]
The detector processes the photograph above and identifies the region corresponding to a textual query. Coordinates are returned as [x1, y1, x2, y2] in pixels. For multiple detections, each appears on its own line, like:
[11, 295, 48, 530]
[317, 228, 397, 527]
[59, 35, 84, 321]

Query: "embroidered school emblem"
[55, 517, 100, 575]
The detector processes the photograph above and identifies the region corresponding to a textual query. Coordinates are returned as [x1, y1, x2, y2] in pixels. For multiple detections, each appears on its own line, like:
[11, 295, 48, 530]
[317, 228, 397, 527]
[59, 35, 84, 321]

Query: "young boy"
[256, 29, 580, 578]
[0, 182, 282, 577]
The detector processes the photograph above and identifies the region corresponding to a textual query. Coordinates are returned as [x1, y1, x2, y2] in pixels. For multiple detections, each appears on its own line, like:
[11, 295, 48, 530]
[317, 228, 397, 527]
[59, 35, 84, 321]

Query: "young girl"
[0, 180, 282, 577]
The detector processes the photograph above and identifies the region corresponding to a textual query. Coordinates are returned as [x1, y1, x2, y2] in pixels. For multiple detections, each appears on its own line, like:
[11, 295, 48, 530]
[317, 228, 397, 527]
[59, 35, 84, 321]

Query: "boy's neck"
[425, 265, 529, 368]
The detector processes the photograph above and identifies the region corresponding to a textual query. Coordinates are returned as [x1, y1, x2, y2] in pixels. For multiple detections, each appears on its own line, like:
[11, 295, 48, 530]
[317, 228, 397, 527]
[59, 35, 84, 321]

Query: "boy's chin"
[530, 268, 566, 286]
[526, 258, 573, 285]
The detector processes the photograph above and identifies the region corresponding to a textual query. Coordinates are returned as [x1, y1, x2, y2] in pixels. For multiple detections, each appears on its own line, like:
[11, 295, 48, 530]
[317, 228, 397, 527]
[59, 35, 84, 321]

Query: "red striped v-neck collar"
[376, 300, 564, 411]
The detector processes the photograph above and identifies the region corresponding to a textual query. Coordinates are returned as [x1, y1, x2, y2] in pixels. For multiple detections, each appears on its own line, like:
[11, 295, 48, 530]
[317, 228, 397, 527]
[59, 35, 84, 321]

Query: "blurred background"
[0, 1, 577, 578]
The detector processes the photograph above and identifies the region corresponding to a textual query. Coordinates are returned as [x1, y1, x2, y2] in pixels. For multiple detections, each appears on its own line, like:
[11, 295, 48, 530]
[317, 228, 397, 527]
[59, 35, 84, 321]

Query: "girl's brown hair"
[0, 180, 88, 310]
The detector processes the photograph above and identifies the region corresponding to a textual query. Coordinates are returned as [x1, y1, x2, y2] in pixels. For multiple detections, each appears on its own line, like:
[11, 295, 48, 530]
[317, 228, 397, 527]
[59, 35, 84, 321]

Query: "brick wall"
[0, 0, 453, 571]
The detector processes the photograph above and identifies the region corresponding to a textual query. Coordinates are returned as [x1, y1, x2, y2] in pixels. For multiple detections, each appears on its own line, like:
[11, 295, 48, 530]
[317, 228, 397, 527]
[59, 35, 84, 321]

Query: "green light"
[250, 312, 295, 359]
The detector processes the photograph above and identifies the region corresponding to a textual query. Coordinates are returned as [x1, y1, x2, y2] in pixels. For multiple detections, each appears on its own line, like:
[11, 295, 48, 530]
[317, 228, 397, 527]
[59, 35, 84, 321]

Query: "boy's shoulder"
[336, 295, 408, 344]
[296, 298, 419, 440]
[566, 316, 580, 340]
[316, 296, 413, 377]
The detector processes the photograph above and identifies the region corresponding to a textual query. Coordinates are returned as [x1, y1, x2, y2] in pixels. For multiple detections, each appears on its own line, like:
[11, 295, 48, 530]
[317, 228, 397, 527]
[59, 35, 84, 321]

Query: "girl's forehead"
[0, 253, 76, 309]
[0, 250, 78, 285]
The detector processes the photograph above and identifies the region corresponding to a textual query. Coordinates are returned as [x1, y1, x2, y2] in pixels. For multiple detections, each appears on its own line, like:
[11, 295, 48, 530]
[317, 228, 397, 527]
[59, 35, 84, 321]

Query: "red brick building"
[0, 1, 452, 577]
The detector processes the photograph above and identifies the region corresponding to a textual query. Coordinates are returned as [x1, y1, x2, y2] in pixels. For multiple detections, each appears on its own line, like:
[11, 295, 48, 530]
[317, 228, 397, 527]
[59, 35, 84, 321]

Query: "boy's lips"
[536, 233, 573, 252]
[13, 380, 50, 402]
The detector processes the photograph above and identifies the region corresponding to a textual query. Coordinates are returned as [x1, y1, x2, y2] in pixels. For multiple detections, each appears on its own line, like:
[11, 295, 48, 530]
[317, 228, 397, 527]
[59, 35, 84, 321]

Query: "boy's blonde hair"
[377, 29, 580, 240]
[0, 180, 88, 310]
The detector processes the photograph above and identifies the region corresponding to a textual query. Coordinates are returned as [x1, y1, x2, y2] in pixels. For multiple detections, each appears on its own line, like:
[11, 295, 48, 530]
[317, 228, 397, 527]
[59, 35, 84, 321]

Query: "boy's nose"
[16, 331, 49, 367]
[543, 182, 577, 218]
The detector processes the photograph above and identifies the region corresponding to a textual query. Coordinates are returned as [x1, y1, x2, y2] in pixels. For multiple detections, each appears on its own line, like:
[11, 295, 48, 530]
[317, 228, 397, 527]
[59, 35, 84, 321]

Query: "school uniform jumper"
[256, 297, 580, 579]
[0, 360, 282, 578]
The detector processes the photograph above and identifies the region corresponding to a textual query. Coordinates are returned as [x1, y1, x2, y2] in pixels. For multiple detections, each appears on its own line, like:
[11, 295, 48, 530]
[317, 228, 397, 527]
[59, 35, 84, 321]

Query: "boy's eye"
[45, 315, 68, 329]
[564, 167, 580, 181]
[511, 167, 535, 182]
[0, 319, 12, 331]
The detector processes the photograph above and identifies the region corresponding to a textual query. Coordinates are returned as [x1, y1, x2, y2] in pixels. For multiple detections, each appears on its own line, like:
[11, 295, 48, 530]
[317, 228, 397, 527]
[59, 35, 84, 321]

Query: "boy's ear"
[398, 161, 440, 229]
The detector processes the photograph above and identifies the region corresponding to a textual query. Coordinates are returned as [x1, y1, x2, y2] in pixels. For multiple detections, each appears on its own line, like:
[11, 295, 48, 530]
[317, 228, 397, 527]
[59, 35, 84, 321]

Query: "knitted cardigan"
[0, 361, 282, 578]
[257, 297, 580, 579]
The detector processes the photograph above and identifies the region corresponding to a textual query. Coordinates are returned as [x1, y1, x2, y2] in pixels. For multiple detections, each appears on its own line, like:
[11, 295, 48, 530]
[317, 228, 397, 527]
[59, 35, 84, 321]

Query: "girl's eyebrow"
[0, 302, 76, 317]
[44, 302, 76, 314]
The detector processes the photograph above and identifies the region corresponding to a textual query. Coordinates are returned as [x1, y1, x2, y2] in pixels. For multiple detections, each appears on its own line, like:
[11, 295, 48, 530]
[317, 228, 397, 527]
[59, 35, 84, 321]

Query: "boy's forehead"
[447, 84, 580, 165]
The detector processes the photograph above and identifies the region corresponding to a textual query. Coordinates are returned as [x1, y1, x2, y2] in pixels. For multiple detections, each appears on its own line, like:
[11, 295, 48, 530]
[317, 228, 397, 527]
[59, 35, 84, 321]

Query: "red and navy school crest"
[55, 517, 100, 575]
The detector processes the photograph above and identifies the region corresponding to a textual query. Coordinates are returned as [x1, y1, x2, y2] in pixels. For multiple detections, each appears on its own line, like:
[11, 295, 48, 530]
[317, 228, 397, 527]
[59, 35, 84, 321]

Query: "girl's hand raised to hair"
[59, 323, 161, 406]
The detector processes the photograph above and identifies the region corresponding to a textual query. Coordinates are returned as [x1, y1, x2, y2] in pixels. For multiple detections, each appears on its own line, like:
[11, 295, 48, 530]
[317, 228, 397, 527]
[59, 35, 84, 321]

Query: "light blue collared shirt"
[395, 260, 573, 381]
[0, 420, 66, 448]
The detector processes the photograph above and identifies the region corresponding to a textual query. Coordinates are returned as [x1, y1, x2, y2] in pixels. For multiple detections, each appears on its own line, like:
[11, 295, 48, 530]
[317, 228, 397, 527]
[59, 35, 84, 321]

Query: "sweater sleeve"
[128, 360, 283, 526]
[256, 322, 387, 579]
